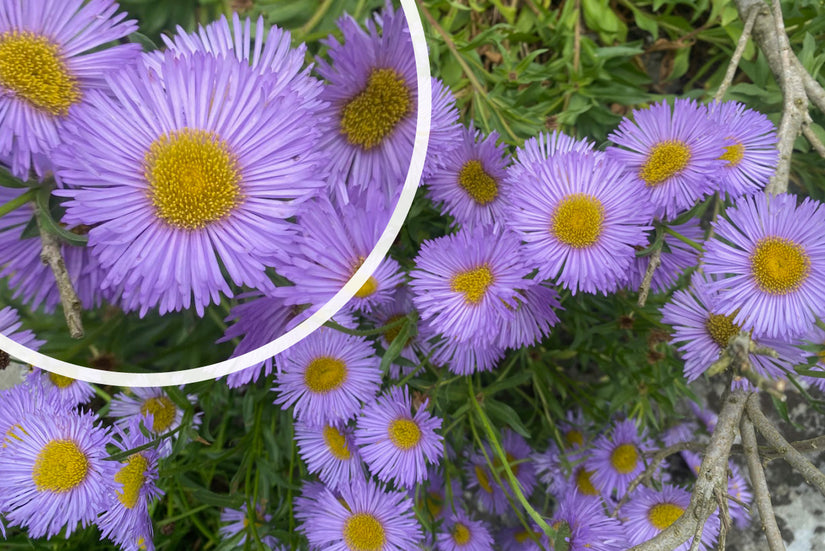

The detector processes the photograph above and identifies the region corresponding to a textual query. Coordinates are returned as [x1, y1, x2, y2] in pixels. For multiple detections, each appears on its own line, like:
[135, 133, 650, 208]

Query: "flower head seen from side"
[306, 478, 422, 551]
[707, 101, 777, 198]
[31, 368, 94, 409]
[355, 385, 443, 488]
[703, 193, 825, 340]
[0, 0, 140, 179]
[97, 419, 163, 551]
[425, 123, 510, 229]
[436, 510, 494, 551]
[622, 485, 719, 551]
[624, 218, 704, 294]
[660, 271, 805, 382]
[586, 419, 650, 497]
[507, 150, 653, 294]
[295, 420, 363, 490]
[552, 490, 629, 551]
[607, 99, 726, 220]
[274, 328, 382, 426]
[494, 280, 561, 350]
[410, 225, 529, 343]
[54, 49, 327, 317]
[219, 503, 279, 550]
[0, 408, 116, 539]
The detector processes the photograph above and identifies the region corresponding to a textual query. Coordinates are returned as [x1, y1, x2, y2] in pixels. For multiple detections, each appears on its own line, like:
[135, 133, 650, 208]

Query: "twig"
[36, 212, 84, 339]
[573, 0, 581, 73]
[729, 435, 825, 462]
[688, 506, 709, 551]
[740, 410, 786, 551]
[747, 394, 825, 499]
[715, 486, 731, 550]
[802, 123, 825, 159]
[636, 248, 662, 308]
[714, 5, 760, 102]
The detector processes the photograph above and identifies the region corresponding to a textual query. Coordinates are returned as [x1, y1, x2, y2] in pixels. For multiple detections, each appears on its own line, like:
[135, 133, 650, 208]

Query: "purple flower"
[295, 420, 363, 490]
[466, 430, 536, 515]
[624, 218, 703, 294]
[553, 490, 629, 551]
[436, 510, 494, 551]
[427, 330, 507, 376]
[507, 150, 653, 294]
[366, 286, 429, 380]
[355, 385, 443, 488]
[607, 99, 726, 220]
[31, 368, 95, 408]
[703, 193, 825, 339]
[505, 131, 594, 195]
[0, 304, 43, 350]
[586, 419, 651, 497]
[219, 502, 280, 550]
[495, 280, 561, 349]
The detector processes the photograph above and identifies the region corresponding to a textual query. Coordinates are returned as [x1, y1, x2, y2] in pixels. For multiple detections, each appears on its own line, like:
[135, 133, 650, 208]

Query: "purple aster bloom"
[428, 331, 507, 376]
[273, 197, 404, 315]
[294, 480, 328, 534]
[495, 280, 561, 349]
[466, 430, 536, 515]
[0, 408, 116, 539]
[557, 408, 592, 450]
[436, 510, 494, 551]
[688, 401, 717, 434]
[410, 225, 530, 343]
[295, 420, 363, 490]
[507, 150, 653, 294]
[274, 328, 381, 425]
[661, 272, 806, 381]
[607, 98, 726, 220]
[219, 503, 279, 550]
[703, 193, 825, 339]
[425, 123, 510, 229]
[315, 2, 459, 202]
[0, 374, 65, 443]
[622, 484, 719, 551]
[553, 490, 629, 551]
[726, 462, 752, 530]
[0, 304, 43, 350]
[306, 478, 422, 551]
[54, 50, 327, 317]
[355, 385, 443, 488]
[419, 465, 461, 519]
[505, 131, 595, 193]
[801, 325, 825, 391]
[366, 286, 429, 380]
[97, 418, 163, 551]
[586, 419, 651, 497]
[707, 101, 777, 198]
[496, 525, 549, 551]
[109, 387, 201, 458]
[0, 0, 140, 179]
[31, 368, 94, 408]
[532, 442, 564, 492]
[624, 218, 704, 293]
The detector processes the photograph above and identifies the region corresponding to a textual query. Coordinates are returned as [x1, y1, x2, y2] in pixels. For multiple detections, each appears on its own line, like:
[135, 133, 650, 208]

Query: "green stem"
[663, 225, 704, 252]
[0, 188, 35, 219]
[324, 315, 409, 337]
[300, 0, 334, 35]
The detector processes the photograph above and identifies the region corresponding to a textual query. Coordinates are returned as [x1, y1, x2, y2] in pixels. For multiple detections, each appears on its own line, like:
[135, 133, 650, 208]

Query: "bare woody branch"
[36, 214, 84, 339]
[714, 5, 760, 103]
[636, 248, 661, 308]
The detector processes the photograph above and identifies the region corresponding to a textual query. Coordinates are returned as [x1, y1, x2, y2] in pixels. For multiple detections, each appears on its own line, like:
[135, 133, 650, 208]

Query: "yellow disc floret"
[458, 160, 498, 205]
[648, 502, 685, 530]
[719, 141, 745, 167]
[451, 265, 494, 304]
[304, 356, 347, 393]
[140, 396, 177, 433]
[575, 467, 599, 496]
[452, 522, 472, 545]
[322, 424, 351, 460]
[705, 313, 741, 348]
[33, 439, 88, 492]
[343, 512, 386, 551]
[551, 193, 604, 248]
[48, 372, 76, 389]
[340, 68, 411, 150]
[388, 418, 421, 450]
[115, 453, 149, 509]
[639, 140, 691, 187]
[0, 31, 80, 116]
[145, 129, 242, 230]
[750, 237, 810, 295]
[610, 443, 639, 474]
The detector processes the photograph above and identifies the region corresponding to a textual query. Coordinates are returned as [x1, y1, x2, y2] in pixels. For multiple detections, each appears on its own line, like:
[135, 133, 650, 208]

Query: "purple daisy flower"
[295, 420, 363, 490]
[355, 385, 443, 488]
[622, 485, 719, 551]
[532, 442, 564, 493]
[419, 465, 461, 520]
[661, 272, 805, 382]
[425, 123, 510, 229]
[707, 101, 777, 198]
[0, 408, 116, 539]
[624, 218, 704, 293]
[436, 510, 494, 551]
[366, 286, 429, 380]
[0, 0, 140, 179]
[505, 131, 594, 192]
[586, 419, 651, 497]
[0, 374, 65, 444]
[315, 2, 459, 202]
[495, 280, 561, 349]
[306, 478, 422, 551]
[703, 193, 825, 339]
[219, 502, 279, 550]
[274, 328, 381, 425]
[507, 150, 653, 294]
[0, 304, 44, 350]
[553, 490, 629, 551]
[97, 418, 163, 551]
[31, 368, 94, 408]
[607, 99, 726, 220]
[466, 430, 536, 515]
[427, 330, 507, 376]
[410, 225, 530, 343]
[496, 525, 549, 551]
[273, 197, 404, 315]
[54, 49, 327, 317]
[293, 480, 328, 534]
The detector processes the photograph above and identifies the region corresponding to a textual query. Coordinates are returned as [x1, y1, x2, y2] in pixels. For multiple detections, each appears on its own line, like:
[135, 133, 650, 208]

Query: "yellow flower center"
[474, 465, 493, 493]
[551, 193, 604, 248]
[322, 424, 351, 460]
[350, 258, 379, 299]
[0, 31, 80, 116]
[303, 356, 347, 393]
[639, 140, 691, 187]
[576, 467, 599, 496]
[515, 529, 540, 543]
[388, 418, 421, 450]
[564, 429, 584, 448]
[145, 129, 242, 230]
[451, 264, 494, 304]
[458, 159, 499, 205]
[140, 395, 177, 433]
[648, 502, 685, 530]
[115, 453, 149, 509]
[33, 439, 88, 492]
[340, 68, 411, 150]
[719, 141, 745, 167]
[48, 372, 76, 389]
[610, 443, 639, 474]
[750, 237, 810, 295]
[453, 522, 472, 545]
[343, 512, 386, 551]
[425, 490, 443, 518]
[705, 313, 741, 348]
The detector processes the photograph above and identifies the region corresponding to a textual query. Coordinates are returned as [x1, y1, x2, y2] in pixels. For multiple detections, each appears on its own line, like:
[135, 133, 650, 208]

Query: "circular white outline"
[0, 0, 432, 387]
